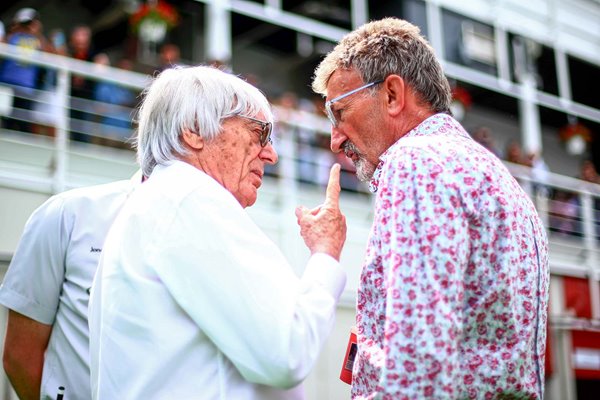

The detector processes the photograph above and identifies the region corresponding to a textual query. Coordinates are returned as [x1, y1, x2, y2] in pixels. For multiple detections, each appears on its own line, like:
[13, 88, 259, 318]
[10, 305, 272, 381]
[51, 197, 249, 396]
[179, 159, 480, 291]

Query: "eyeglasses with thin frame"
[238, 115, 273, 147]
[325, 80, 384, 127]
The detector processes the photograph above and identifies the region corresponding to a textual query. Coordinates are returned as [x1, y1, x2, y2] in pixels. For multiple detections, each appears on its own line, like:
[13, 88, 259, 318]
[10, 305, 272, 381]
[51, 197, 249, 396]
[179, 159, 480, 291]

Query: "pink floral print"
[353, 114, 549, 399]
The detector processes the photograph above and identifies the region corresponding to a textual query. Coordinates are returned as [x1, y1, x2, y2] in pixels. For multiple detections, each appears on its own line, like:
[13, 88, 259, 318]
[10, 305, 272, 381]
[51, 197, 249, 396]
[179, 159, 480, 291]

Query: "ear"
[382, 75, 406, 117]
[181, 128, 205, 151]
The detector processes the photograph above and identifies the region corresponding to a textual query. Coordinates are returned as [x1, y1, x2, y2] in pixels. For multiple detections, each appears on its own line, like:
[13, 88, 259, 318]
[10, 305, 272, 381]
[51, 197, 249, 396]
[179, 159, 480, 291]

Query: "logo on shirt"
[90, 246, 102, 253]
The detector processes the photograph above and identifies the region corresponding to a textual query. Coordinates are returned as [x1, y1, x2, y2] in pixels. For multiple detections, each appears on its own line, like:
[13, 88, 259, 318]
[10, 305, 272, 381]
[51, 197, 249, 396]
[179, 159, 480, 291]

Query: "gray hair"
[312, 18, 451, 114]
[135, 65, 273, 177]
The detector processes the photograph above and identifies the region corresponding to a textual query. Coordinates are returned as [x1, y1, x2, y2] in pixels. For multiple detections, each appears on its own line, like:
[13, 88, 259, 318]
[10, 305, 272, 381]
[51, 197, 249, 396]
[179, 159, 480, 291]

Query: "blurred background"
[0, 0, 598, 399]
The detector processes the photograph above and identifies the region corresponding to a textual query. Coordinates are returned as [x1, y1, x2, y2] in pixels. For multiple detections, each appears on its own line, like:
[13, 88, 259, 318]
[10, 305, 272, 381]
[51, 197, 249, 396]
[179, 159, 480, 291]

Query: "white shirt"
[0, 177, 138, 400]
[88, 161, 346, 400]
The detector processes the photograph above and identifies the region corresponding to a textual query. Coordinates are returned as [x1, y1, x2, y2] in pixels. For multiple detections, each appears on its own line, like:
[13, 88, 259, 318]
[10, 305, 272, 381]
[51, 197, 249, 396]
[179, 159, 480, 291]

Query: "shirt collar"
[368, 113, 455, 193]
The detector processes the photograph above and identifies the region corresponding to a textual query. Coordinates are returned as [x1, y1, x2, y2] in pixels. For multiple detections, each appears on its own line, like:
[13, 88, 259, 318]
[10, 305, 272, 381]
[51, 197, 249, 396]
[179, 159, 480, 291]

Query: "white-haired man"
[313, 18, 549, 399]
[88, 65, 347, 399]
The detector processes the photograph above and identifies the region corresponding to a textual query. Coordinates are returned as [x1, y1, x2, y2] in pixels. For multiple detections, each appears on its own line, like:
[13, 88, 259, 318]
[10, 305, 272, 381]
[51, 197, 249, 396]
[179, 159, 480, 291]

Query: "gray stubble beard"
[343, 141, 376, 182]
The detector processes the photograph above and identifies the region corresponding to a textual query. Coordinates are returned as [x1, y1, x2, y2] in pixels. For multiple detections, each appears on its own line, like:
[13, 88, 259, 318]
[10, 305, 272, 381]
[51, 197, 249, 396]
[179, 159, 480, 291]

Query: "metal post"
[548, 276, 577, 400]
[512, 36, 543, 156]
[555, 48, 572, 105]
[53, 68, 70, 194]
[277, 122, 301, 273]
[425, 0, 445, 61]
[350, 0, 368, 29]
[535, 189, 550, 230]
[205, 0, 232, 63]
[494, 26, 511, 86]
[518, 73, 542, 156]
[580, 193, 600, 320]
[265, 0, 281, 9]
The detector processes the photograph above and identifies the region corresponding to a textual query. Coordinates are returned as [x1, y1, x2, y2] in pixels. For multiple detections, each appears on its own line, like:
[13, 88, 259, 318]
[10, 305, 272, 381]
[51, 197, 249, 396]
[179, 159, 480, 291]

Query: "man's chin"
[355, 159, 376, 182]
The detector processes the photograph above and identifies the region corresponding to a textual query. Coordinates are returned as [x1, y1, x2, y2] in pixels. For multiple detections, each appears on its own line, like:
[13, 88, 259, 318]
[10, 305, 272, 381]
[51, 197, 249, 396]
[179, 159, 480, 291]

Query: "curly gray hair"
[312, 17, 451, 114]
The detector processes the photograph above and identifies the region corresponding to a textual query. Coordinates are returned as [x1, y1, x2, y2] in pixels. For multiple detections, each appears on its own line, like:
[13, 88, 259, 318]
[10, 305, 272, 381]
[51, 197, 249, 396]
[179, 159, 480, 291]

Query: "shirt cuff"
[302, 253, 347, 302]
[0, 287, 55, 325]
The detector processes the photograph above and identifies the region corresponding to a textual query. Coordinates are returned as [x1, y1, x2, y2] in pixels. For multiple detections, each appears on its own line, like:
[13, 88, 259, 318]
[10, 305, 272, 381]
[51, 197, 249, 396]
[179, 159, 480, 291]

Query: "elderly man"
[88, 65, 347, 399]
[312, 18, 549, 399]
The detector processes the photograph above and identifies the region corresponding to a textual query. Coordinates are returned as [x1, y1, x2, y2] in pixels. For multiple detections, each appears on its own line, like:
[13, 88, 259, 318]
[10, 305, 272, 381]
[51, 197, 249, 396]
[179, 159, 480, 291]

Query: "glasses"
[238, 115, 273, 147]
[325, 80, 384, 127]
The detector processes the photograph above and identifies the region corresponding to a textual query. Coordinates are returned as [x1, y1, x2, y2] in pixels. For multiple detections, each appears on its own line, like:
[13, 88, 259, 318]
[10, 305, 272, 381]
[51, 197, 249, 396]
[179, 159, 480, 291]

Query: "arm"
[3, 310, 52, 400]
[150, 168, 346, 389]
[0, 196, 69, 396]
[29, 20, 55, 53]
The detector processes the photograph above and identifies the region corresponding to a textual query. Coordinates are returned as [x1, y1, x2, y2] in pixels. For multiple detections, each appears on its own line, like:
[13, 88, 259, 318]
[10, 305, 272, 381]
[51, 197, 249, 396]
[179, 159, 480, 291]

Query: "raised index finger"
[324, 163, 341, 206]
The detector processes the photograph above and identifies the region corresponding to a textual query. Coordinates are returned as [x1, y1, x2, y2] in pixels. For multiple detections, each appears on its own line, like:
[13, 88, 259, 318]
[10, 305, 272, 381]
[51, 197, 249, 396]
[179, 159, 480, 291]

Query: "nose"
[330, 126, 348, 153]
[260, 143, 278, 165]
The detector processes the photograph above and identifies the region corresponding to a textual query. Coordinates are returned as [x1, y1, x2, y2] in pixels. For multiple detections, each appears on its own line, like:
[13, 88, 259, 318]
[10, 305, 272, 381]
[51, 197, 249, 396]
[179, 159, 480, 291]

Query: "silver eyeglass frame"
[325, 80, 384, 127]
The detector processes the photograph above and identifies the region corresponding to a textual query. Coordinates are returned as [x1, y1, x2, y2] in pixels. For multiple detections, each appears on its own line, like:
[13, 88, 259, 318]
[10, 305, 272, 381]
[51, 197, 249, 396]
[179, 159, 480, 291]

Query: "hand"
[295, 164, 347, 261]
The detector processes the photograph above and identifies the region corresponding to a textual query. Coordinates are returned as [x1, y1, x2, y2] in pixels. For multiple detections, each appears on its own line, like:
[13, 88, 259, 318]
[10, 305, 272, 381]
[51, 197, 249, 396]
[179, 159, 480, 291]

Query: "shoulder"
[40, 179, 132, 218]
[148, 162, 238, 206]
[59, 179, 132, 202]
[384, 136, 446, 175]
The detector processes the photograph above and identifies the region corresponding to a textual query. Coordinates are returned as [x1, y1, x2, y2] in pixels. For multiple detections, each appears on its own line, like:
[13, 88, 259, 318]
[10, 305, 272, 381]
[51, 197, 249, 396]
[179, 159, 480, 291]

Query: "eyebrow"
[244, 119, 264, 131]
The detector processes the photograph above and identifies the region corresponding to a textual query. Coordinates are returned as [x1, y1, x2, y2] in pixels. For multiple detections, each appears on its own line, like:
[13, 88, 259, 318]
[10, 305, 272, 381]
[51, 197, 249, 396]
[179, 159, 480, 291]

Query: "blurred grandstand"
[0, 1, 599, 399]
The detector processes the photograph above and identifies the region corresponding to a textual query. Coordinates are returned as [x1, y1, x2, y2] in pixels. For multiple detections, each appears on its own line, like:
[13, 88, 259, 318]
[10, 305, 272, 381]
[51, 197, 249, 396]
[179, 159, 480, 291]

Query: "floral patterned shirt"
[352, 113, 549, 399]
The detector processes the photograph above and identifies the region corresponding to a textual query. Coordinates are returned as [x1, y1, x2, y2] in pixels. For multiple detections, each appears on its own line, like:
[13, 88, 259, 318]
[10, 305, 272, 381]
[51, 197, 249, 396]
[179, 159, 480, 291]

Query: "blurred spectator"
[50, 28, 67, 56]
[579, 159, 600, 240]
[580, 159, 600, 185]
[0, 8, 53, 133]
[309, 93, 325, 116]
[69, 24, 95, 67]
[285, 92, 331, 187]
[0, 20, 5, 42]
[208, 58, 231, 73]
[273, 92, 303, 179]
[68, 24, 96, 143]
[92, 54, 137, 148]
[155, 43, 180, 73]
[505, 139, 528, 165]
[31, 29, 68, 137]
[504, 140, 549, 197]
[470, 126, 501, 158]
[526, 151, 551, 197]
[314, 134, 335, 187]
[549, 190, 580, 237]
[550, 160, 600, 240]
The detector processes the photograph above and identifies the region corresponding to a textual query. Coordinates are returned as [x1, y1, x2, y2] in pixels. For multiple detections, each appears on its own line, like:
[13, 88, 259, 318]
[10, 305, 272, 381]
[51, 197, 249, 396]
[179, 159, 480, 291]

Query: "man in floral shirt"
[312, 18, 549, 399]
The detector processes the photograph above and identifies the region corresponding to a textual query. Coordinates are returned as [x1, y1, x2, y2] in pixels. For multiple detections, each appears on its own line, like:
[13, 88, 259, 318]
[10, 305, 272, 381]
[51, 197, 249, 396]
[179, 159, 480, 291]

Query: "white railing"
[1, 40, 600, 398]
[0, 42, 148, 193]
[1, 41, 599, 262]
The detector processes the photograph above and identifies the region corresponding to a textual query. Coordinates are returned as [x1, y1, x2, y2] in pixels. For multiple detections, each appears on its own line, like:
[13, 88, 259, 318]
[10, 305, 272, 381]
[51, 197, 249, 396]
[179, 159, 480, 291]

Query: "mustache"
[342, 141, 361, 157]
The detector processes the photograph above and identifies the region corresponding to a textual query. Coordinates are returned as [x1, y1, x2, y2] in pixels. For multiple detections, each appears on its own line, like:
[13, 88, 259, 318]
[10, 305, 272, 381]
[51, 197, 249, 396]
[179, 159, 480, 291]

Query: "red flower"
[559, 122, 592, 143]
[130, 1, 179, 33]
[452, 86, 472, 108]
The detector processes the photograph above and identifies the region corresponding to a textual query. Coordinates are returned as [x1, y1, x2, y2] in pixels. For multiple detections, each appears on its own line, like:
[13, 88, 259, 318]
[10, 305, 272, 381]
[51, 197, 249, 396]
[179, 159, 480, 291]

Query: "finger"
[324, 163, 341, 206]
[295, 206, 308, 222]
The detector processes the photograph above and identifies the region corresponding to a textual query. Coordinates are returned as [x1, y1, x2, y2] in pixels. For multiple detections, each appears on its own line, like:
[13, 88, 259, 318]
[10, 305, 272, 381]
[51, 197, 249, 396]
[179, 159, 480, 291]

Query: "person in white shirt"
[0, 174, 139, 400]
[88, 65, 347, 399]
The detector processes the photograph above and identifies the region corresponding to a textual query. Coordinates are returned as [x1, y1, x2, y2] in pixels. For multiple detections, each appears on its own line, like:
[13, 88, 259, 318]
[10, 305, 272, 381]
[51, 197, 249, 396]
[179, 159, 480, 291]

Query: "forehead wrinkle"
[328, 69, 363, 100]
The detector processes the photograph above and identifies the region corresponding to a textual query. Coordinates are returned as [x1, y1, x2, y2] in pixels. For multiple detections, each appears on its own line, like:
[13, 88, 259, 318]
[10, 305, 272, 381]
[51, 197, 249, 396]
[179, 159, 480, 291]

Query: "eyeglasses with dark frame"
[238, 115, 273, 147]
[325, 80, 384, 127]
